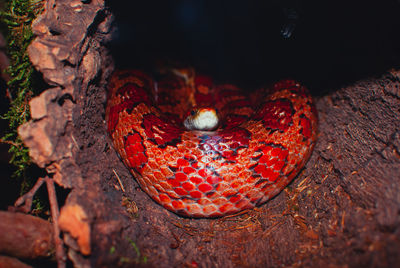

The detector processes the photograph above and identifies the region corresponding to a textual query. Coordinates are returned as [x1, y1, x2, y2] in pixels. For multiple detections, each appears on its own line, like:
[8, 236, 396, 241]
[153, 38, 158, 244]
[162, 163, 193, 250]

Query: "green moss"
[0, 0, 43, 183]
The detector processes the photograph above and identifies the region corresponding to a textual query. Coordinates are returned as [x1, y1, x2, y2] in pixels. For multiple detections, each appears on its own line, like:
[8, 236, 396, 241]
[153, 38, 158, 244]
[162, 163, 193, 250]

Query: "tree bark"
[15, 0, 400, 267]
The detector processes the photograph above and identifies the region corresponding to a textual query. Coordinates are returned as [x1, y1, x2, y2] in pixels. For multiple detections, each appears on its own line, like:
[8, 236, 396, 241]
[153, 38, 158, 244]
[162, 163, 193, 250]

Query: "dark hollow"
[107, 0, 400, 94]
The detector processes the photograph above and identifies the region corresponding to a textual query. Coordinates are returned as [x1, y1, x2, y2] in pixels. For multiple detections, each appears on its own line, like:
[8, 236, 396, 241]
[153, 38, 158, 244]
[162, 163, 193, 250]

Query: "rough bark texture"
[18, 0, 400, 267]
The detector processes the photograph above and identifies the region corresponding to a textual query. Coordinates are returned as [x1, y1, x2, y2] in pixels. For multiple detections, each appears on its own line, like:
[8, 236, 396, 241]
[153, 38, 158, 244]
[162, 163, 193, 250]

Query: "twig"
[0, 138, 19, 148]
[219, 209, 250, 220]
[113, 169, 125, 192]
[13, 177, 45, 213]
[45, 176, 66, 268]
[12, 176, 66, 268]
[71, 134, 80, 149]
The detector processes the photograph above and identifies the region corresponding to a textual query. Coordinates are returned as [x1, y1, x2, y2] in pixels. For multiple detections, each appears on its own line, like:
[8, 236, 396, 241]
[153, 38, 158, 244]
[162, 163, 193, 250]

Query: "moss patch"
[0, 0, 44, 188]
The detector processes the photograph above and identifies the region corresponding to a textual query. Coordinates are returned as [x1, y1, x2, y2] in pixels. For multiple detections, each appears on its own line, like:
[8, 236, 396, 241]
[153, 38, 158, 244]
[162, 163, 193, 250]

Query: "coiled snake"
[106, 67, 318, 217]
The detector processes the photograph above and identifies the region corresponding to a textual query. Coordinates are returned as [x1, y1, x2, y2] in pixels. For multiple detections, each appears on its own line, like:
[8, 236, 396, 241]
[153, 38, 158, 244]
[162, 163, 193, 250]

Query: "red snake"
[106, 67, 318, 217]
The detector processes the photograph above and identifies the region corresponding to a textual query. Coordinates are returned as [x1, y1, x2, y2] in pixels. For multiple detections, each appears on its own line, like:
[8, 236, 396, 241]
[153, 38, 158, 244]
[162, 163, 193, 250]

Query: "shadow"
[106, 0, 400, 95]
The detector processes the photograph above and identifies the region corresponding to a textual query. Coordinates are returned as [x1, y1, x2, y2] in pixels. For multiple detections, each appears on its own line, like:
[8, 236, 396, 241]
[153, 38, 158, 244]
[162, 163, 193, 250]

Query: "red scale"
[106, 67, 318, 217]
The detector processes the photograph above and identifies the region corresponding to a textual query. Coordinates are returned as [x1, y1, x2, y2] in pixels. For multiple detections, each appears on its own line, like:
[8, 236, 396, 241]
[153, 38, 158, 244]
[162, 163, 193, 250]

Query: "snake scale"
[106, 67, 318, 217]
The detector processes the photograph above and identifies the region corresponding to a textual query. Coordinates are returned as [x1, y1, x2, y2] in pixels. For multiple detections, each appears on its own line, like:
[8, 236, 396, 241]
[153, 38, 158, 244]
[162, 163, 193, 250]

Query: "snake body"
[106, 68, 318, 217]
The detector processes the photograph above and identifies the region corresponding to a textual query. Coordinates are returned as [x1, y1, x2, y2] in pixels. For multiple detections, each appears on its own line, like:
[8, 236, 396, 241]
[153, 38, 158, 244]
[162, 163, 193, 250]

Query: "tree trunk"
[16, 0, 400, 267]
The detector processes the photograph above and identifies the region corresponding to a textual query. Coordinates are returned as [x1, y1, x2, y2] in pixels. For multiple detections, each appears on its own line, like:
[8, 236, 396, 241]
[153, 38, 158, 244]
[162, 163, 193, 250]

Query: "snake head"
[184, 108, 219, 131]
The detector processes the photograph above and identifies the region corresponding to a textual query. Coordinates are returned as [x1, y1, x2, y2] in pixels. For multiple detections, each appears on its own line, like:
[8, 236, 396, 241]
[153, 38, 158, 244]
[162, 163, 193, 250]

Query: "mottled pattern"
[106, 68, 318, 217]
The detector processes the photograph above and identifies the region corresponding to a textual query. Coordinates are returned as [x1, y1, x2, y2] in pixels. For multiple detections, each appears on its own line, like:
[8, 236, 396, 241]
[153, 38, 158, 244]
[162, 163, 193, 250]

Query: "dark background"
[1, 0, 400, 208]
[107, 0, 400, 93]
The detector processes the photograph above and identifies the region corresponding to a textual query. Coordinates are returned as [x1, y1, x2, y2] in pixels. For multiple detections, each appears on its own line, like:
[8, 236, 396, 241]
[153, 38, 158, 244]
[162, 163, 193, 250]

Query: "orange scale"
[287, 164, 298, 176]
[198, 183, 213, 193]
[187, 143, 198, 150]
[172, 151, 184, 159]
[164, 153, 174, 163]
[160, 166, 174, 177]
[212, 197, 228, 206]
[175, 172, 188, 182]
[296, 136, 305, 145]
[272, 160, 285, 171]
[183, 166, 196, 175]
[198, 168, 212, 178]
[231, 165, 243, 174]
[230, 180, 244, 189]
[247, 189, 262, 200]
[171, 200, 185, 210]
[190, 176, 204, 184]
[245, 176, 258, 184]
[193, 161, 204, 170]
[255, 180, 269, 189]
[258, 166, 272, 179]
[244, 123, 255, 133]
[198, 198, 212, 206]
[235, 199, 253, 210]
[198, 155, 212, 165]
[202, 205, 217, 215]
[239, 170, 251, 179]
[219, 203, 234, 214]
[147, 186, 159, 198]
[189, 190, 202, 199]
[258, 154, 270, 164]
[206, 176, 222, 185]
[268, 170, 281, 182]
[177, 158, 190, 167]
[155, 182, 169, 192]
[153, 171, 164, 181]
[147, 160, 159, 170]
[239, 185, 251, 194]
[288, 157, 297, 166]
[177, 146, 188, 154]
[133, 143, 144, 153]
[166, 190, 180, 199]
[136, 177, 146, 189]
[151, 194, 160, 203]
[145, 149, 155, 158]
[163, 202, 174, 211]
[190, 162, 200, 170]
[142, 176, 153, 187]
[182, 181, 195, 192]
[216, 170, 231, 181]
[167, 178, 180, 188]
[191, 149, 203, 159]
[186, 204, 202, 215]
[159, 193, 171, 204]
[209, 211, 223, 217]
[229, 195, 242, 204]
[141, 166, 153, 177]
[252, 131, 264, 142]
[182, 198, 195, 204]
[124, 145, 135, 158]
[154, 155, 165, 163]
[127, 157, 137, 169]
[222, 189, 237, 198]
[158, 180, 171, 191]
[254, 164, 266, 175]
[215, 183, 229, 193]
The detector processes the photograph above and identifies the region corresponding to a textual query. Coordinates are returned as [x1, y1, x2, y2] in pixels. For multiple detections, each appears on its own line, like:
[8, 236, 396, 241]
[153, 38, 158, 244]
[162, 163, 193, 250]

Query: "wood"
[0, 255, 31, 268]
[14, 0, 400, 267]
[0, 211, 54, 260]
